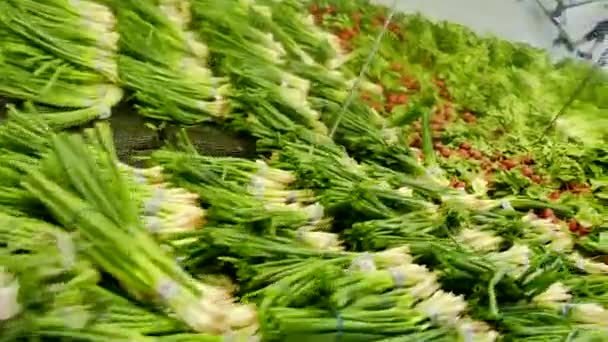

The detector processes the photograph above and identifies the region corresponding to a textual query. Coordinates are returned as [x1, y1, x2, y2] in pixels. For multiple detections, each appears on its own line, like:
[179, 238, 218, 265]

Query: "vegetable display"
[0, 0, 606, 341]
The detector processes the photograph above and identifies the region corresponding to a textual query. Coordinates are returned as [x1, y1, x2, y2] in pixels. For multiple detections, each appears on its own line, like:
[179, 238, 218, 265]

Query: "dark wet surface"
[0, 99, 257, 167]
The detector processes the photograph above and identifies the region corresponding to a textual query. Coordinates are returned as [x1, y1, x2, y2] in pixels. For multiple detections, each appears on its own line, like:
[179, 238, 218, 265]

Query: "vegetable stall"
[0, 0, 606, 341]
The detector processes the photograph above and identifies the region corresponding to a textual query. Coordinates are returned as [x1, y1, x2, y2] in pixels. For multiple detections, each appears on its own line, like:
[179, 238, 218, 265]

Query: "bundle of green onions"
[0, 213, 155, 341]
[261, 244, 499, 342]
[191, 0, 329, 136]
[0, 13, 122, 128]
[112, 0, 230, 124]
[119, 163, 208, 237]
[150, 148, 327, 231]
[269, 139, 432, 221]
[251, 0, 349, 68]
[0, 119, 260, 336]
[0, 0, 120, 81]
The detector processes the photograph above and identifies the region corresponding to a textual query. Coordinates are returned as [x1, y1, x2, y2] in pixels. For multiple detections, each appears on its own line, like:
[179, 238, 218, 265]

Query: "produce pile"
[1, 0, 607, 341]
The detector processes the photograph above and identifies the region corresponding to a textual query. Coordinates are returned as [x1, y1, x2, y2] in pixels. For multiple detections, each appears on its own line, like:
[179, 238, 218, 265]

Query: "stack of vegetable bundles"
[0, 0, 123, 127]
[112, 0, 231, 124]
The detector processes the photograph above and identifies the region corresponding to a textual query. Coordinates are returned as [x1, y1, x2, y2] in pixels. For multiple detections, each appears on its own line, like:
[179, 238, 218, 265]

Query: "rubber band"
[285, 191, 298, 204]
[575, 256, 586, 271]
[350, 253, 376, 273]
[210, 77, 219, 99]
[389, 267, 406, 288]
[255, 160, 268, 178]
[426, 166, 442, 177]
[427, 307, 439, 323]
[307, 203, 324, 224]
[250, 176, 265, 200]
[61, 306, 88, 329]
[156, 278, 181, 301]
[196, 100, 208, 111]
[560, 303, 573, 316]
[132, 168, 148, 184]
[522, 249, 531, 272]
[144, 216, 162, 234]
[334, 311, 344, 342]
[144, 188, 165, 216]
[460, 323, 475, 342]
[55, 232, 76, 270]
[500, 200, 513, 210]
[97, 104, 112, 120]
[295, 228, 306, 240]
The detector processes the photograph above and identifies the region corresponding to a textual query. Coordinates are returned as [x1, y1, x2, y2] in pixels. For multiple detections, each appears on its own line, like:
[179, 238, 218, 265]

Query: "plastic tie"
[575, 256, 586, 271]
[500, 200, 513, 210]
[55, 232, 76, 270]
[132, 169, 148, 184]
[285, 191, 298, 204]
[144, 216, 162, 234]
[255, 160, 269, 178]
[461, 323, 475, 342]
[250, 176, 265, 200]
[144, 188, 165, 216]
[210, 77, 220, 100]
[335, 311, 344, 342]
[560, 303, 574, 316]
[350, 253, 376, 273]
[295, 227, 307, 240]
[308, 203, 324, 224]
[156, 278, 181, 301]
[97, 104, 112, 120]
[389, 267, 406, 288]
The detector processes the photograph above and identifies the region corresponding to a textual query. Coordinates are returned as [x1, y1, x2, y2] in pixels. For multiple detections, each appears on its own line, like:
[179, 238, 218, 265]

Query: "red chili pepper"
[433, 78, 445, 87]
[568, 219, 579, 232]
[397, 94, 408, 104]
[409, 134, 422, 148]
[540, 208, 555, 218]
[501, 159, 518, 170]
[521, 166, 534, 178]
[470, 150, 483, 160]
[389, 23, 401, 33]
[388, 93, 398, 104]
[462, 112, 477, 123]
[439, 147, 452, 158]
[578, 227, 591, 236]
[549, 191, 561, 201]
[459, 142, 472, 150]
[531, 175, 542, 184]
[520, 155, 534, 165]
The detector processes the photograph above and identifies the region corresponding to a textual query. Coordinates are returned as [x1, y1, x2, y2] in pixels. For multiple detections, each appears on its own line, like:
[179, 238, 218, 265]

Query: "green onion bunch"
[120, 163, 208, 237]
[250, 0, 346, 68]
[111, 0, 230, 124]
[5, 122, 259, 336]
[191, 0, 329, 137]
[150, 148, 326, 232]
[259, 244, 498, 342]
[0, 213, 153, 341]
[0, 0, 123, 127]
[268, 139, 432, 221]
